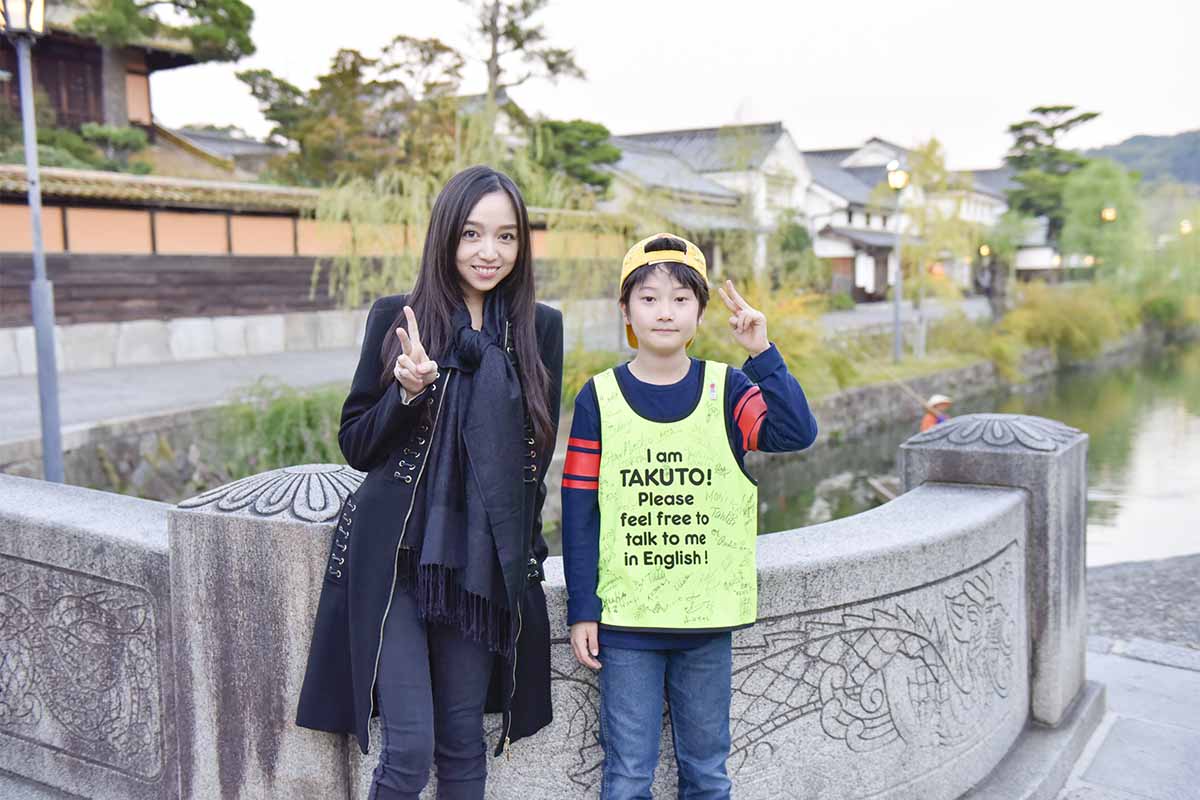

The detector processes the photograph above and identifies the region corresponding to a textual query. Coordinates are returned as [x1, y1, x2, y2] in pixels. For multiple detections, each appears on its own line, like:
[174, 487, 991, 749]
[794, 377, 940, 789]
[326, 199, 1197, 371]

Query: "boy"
[562, 233, 818, 798]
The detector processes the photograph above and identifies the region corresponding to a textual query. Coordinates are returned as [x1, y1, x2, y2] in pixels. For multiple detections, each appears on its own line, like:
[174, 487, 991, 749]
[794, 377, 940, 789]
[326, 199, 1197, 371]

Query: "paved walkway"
[820, 295, 991, 334]
[0, 349, 357, 445]
[1054, 553, 1200, 800]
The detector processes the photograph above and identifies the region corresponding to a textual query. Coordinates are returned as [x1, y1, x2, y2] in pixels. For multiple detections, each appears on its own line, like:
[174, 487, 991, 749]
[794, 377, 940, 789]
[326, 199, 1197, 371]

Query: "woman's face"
[456, 190, 519, 302]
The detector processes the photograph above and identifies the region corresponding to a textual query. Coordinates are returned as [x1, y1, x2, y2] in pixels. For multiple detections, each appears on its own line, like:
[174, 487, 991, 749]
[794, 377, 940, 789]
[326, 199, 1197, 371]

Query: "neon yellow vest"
[594, 361, 758, 632]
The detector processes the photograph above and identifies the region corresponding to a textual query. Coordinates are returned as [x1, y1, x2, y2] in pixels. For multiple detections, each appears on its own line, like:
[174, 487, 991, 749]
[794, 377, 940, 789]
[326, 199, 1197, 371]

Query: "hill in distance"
[1085, 129, 1200, 186]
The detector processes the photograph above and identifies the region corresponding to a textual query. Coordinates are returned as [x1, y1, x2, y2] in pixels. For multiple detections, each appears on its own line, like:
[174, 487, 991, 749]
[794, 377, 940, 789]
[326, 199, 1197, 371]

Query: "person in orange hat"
[920, 394, 954, 432]
[561, 232, 819, 798]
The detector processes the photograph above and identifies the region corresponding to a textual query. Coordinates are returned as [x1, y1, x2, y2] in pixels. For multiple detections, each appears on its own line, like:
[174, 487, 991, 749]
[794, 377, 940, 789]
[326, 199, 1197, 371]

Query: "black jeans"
[368, 588, 493, 800]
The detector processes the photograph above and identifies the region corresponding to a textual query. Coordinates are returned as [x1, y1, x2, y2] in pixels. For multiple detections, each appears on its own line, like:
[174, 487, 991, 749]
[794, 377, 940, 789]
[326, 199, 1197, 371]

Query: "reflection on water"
[758, 342, 1200, 567]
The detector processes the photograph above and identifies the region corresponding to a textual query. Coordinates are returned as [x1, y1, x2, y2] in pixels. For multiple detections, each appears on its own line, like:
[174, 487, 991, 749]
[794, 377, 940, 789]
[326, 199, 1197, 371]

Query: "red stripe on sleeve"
[568, 437, 600, 451]
[747, 411, 766, 451]
[733, 386, 761, 423]
[564, 450, 600, 478]
[562, 478, 599, 490]
[737, 393, 769, 450]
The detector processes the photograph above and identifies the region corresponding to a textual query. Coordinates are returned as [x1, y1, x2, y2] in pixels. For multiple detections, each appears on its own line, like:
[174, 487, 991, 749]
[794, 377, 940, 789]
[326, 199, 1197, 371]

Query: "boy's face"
[621, 266, 703, 356]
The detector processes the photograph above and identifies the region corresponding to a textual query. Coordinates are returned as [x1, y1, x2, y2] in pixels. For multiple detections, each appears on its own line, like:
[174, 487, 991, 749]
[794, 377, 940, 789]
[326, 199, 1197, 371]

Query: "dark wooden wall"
[0, 254, 338, 326]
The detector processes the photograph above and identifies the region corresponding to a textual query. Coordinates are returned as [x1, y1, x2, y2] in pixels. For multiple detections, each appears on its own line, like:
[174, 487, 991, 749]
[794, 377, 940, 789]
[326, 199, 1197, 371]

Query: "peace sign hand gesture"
[717, 280, 770, 357]
[393, 305, 440, 397]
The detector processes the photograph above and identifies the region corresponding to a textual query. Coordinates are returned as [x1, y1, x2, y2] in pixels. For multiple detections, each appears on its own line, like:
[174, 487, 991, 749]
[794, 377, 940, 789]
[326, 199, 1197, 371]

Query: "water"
[757, 342, 1200, 567]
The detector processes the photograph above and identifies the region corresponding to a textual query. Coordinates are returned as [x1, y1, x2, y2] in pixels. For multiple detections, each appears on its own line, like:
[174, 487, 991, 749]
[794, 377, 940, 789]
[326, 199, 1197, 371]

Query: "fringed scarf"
[397, 291, 530, 659]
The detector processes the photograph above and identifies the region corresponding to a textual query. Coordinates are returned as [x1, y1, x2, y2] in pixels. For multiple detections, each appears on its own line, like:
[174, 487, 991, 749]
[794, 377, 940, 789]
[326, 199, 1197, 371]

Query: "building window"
[865, 213, 872, 226]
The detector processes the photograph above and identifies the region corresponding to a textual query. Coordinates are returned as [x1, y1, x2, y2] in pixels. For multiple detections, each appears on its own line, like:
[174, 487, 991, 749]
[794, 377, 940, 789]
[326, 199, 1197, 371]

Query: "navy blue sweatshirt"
[561, 344, 818, 650]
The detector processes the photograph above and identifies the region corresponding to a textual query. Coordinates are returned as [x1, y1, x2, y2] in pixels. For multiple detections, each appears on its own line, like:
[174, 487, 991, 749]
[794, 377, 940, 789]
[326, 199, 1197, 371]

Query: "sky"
[150, 0, 1199, 170]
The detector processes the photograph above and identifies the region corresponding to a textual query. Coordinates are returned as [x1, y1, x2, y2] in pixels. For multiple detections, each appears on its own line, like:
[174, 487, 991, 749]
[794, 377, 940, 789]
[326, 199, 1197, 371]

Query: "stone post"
[169, 464, 363, 799]
[900, 414, 1089, 726]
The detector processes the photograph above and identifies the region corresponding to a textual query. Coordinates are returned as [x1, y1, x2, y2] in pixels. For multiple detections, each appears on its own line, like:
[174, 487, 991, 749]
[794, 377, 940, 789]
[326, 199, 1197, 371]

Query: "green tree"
[869, 139, 978, 355]
[81, 123, 149, 168]
[1004, 104, 1099, 243]
[769, 217, 827, 292]
[531, 119, 620, 192]
[239, 36, 470, 184]
[379, 35, 465, 174]
[75, 0, 255, 62]
[239, 49, 404, 185]
[463, 0, 585, 109]
[1060, 159, 1145, 280]
[977, 210, 1035, 318]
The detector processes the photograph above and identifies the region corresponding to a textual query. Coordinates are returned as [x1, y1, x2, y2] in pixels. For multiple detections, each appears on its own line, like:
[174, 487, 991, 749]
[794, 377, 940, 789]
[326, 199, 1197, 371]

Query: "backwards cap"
[619, 232, 708, 348]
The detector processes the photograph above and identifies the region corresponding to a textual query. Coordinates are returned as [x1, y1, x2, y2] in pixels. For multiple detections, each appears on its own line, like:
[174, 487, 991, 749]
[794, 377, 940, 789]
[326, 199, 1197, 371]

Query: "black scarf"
[403, 291, 530, 657]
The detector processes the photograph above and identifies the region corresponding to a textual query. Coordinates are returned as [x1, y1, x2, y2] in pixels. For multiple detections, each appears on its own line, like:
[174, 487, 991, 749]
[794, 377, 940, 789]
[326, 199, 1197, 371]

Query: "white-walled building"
[603, 122, 810, 275]
[603, 126, 1079, 294]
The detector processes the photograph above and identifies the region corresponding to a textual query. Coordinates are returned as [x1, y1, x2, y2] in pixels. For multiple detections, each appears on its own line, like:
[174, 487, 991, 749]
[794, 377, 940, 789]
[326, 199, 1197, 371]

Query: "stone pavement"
[820, 295, 991, 334]
[0, 348, 357, 445]
[1086, 554, 1200, 651]
[1054, 553, 1200, 800]
[1055, 639, 1200, 800]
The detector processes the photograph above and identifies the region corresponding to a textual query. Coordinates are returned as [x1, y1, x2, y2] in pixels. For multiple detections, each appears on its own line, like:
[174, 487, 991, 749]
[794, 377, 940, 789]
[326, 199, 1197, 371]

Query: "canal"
[757, 341, 1200, 567]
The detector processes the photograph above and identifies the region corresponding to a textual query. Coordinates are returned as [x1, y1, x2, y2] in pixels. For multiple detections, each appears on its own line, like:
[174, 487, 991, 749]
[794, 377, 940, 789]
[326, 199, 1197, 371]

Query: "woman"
[297, 165, 563, 799]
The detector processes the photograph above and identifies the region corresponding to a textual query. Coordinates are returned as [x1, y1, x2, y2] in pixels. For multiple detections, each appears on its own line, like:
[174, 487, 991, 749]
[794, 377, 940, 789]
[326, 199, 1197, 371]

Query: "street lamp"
[1181, 219, 1194, 237]
[2, 0, 64, 483]
[887, 159, 909, 363]
[979, 244, 991, 258]
[1100, 205, 1118, 223]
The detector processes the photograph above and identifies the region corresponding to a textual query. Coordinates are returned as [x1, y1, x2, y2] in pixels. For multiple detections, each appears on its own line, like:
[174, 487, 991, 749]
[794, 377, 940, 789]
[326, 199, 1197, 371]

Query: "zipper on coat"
[501, 600, 523, 758]
[366, 372, 452, 754]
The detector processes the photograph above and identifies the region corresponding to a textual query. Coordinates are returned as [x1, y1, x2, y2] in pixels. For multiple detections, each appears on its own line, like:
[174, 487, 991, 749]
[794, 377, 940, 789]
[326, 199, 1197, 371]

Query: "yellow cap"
[619, 233, 708, 348]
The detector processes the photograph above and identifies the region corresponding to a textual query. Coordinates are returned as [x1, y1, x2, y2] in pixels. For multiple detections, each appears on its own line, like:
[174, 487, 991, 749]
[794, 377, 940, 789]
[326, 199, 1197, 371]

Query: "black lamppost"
[2, 0, 64, 483]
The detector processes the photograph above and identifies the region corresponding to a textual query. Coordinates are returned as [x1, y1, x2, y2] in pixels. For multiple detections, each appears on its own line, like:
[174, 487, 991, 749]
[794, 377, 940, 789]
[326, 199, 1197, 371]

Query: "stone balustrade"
[0, 414, 1104, 799]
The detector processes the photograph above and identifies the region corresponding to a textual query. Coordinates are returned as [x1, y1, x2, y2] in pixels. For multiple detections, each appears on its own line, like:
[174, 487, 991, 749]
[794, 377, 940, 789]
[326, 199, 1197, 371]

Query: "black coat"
[296, 293, 563, 756]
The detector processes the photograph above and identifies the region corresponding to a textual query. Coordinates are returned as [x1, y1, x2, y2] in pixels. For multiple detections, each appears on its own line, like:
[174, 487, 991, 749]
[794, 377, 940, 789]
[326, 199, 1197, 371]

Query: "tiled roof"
[808, 163, 875, 206]
[177, 129, 286, 159]
[802, 147, 858, 168]
[616, 122, 785, 172]
[608, 138, 740, 200]
[967, 166, 1017, 198]
[822, 226, 899, 249]
[0, 165, 318, 212]
[663, 204, 755, 232]
[46, 4, 195, 57]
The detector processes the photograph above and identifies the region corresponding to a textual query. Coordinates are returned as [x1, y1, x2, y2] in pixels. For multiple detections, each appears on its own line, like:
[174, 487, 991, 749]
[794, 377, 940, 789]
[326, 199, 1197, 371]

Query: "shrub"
[1001, 283, 1138, 362]
[825, 292, 856, 311]
[1140, 294, 1187, 330]
[216, 381, 345, 476]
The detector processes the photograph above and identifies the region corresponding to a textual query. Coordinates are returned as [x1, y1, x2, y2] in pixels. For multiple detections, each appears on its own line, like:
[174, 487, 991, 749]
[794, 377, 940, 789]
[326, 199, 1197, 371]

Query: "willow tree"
[869, 138, 978, 357]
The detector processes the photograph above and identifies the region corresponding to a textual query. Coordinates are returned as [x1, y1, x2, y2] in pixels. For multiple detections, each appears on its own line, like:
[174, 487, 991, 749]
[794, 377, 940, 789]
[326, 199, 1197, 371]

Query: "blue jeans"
[598, 634, 733, 800]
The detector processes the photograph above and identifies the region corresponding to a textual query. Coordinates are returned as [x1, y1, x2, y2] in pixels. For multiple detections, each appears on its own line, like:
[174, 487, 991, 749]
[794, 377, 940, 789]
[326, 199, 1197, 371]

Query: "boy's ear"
[619, 301, 629, 325]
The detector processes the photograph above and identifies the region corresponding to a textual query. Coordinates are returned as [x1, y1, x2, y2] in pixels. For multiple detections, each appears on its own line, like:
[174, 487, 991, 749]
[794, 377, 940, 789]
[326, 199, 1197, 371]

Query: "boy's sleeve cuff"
[743, 342, 783, 383]
[567, 595, 603, 625]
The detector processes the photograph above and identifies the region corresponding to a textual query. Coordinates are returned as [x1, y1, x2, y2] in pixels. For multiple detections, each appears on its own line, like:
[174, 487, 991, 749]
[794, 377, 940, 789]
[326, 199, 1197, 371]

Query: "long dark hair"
[379, 165, 553, 450]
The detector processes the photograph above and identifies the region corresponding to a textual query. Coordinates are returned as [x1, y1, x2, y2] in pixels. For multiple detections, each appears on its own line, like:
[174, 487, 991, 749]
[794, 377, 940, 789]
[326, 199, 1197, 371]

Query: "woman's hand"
[717, 280, 770, 357]
[394, 305, 440, 396]
[570, 621, 601, 670]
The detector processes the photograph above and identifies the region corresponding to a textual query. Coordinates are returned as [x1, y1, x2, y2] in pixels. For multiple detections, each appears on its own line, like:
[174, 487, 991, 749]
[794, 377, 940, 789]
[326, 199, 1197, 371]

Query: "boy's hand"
[717, 280, 770, 357]
[570, 621, 602, 670]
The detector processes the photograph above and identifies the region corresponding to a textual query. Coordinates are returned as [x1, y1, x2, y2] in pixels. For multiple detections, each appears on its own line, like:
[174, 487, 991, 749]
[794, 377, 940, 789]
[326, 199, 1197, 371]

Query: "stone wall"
[0, 413, 1104, 799]
[0, 298, 620, 378]
[0, 474, 177, 800]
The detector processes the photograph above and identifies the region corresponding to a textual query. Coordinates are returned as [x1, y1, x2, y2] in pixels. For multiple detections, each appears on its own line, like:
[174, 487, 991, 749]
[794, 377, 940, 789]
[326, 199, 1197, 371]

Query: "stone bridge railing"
[0, 414, 1104, 799]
